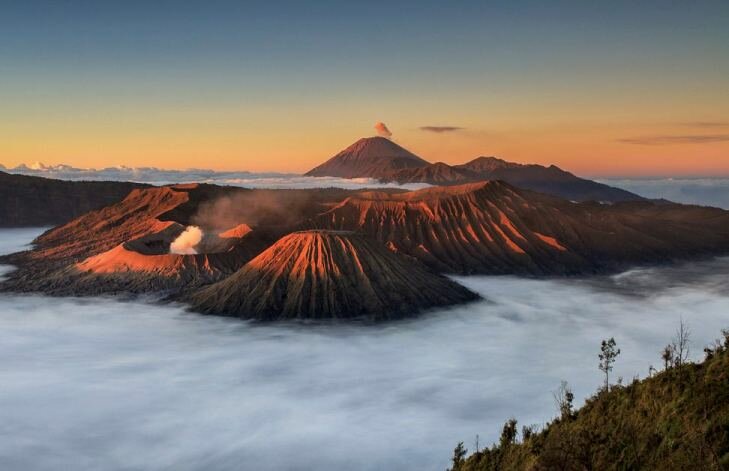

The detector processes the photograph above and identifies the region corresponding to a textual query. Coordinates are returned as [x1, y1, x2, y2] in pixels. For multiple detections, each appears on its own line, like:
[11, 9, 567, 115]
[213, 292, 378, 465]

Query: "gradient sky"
[1, 0, 728, 176]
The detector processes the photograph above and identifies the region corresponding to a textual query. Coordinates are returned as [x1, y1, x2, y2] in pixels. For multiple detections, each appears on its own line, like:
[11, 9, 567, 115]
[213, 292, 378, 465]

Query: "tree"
[673, 318, 690, 367]
[448, 442, 467, 471]
[661, 344, 674, 370]
[599, 337, 620, 391]
[500, 418, 518, 448]
[552, 380, 574, 420]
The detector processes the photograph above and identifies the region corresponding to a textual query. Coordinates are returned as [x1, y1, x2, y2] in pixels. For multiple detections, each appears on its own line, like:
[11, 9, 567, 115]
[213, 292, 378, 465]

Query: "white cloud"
[1, 228, 729, 470]
[1, 163, 430, 190]
[601, 178, 729, 209]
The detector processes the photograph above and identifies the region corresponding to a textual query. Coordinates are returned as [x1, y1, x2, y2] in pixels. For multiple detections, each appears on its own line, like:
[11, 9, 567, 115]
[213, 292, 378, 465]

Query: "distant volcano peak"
[305, 136, 429, 178]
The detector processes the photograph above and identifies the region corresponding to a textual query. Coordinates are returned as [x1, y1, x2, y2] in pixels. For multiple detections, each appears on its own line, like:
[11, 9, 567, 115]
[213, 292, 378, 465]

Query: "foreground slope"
[309, 181, 729, 275]
[0, 170, 145, 227]
[449, 331, 729, 470]
[187, 230, 479, 321]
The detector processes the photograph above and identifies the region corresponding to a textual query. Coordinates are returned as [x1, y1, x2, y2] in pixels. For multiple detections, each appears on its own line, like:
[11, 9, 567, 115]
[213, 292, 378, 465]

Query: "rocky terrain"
[305, 137, 641, 202]
[0, 184, 359, 296]
[4, 178, 729, 319]
[187, 230, 479, 321]
[308, 181, 729, 275]
[0, 170, 146, 227]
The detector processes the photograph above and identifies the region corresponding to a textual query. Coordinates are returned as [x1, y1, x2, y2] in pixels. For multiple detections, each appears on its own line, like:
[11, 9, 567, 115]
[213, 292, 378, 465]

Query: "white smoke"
[169, 226, 203, 255]
[374, 122, 392, 138]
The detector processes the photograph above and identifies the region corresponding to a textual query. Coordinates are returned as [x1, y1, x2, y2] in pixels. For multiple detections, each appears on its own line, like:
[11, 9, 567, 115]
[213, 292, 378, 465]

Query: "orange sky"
[2, 118, 728, 177]
[2, 2, 728, 177]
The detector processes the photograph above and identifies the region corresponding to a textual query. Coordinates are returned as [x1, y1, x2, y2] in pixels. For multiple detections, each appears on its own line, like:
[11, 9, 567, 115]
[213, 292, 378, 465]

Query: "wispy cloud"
[419, 126, 464, 133]
[618, 134, 729, 145]
[680, 121, 729, 128]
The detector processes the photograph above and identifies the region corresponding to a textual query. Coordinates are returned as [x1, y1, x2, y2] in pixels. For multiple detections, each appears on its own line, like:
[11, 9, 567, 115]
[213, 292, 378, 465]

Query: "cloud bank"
[0, 163, 429, 191]
[2, 228, 729, 470]
[601, 178, 729, 209]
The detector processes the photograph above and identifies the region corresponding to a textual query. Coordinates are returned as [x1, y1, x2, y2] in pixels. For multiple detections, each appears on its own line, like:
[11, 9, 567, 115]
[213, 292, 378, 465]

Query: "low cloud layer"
[374, 122, 392, 138]
[0, 163, 429, 190]
[602, 178, 729, 209]
[618, 134, 729, 145]
[419, 126, 464, 133]
[2, 230, 729, 470]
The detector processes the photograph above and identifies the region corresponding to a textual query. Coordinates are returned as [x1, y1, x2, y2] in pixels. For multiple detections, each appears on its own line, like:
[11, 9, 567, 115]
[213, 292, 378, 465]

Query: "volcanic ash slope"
[186, 230, 479, 321]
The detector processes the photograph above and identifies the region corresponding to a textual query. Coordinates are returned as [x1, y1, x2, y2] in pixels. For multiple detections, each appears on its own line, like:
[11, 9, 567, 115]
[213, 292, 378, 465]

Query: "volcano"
[308, 181, 729, 275]
[187, 230, 479, 321]
[305, 137, 429, 178]
[304, 139, 642, 202]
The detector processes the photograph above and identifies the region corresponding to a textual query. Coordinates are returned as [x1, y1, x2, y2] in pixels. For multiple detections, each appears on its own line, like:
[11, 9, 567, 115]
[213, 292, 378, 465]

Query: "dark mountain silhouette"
[305, 139, 642, 202]
[187, 230, 479, 321]
[305, 136, 429, 178]
[453, 156, 640, 202]
[0, 170, 146, 227]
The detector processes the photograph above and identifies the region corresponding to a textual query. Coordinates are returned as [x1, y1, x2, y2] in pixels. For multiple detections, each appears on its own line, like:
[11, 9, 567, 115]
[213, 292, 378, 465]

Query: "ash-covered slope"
[308, 181, 729, 275]
[9, 184, 195, 268]
[0, 170, 146, 227]
[187, 230, 479, 321]
[49, 223, 267, 295]
[305, 137, 429, 178]
[0, 184, 387, 295]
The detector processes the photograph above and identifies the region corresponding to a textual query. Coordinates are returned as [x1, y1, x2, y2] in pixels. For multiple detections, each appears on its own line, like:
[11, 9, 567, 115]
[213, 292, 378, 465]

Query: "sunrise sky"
[1, 1, 728, 177]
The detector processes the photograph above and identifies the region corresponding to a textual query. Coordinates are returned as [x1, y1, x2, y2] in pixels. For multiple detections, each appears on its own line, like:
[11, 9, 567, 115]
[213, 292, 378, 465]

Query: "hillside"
[187, 230, 479, 321]
[0, 170, 145, 227]
[308, 181, 729, 275]
[448, 330, 729, 470]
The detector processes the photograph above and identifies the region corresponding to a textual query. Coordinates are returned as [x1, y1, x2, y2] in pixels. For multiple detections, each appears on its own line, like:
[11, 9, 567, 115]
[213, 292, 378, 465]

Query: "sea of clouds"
[600, 177, 729, 209]
[0, 162, 429, 190]
[1, 229, 729, 470]
[4, 162, 729, 207]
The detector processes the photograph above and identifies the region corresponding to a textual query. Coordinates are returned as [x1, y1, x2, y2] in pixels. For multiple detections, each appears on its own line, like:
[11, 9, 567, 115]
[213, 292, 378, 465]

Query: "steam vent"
[187, 230, 479, 321]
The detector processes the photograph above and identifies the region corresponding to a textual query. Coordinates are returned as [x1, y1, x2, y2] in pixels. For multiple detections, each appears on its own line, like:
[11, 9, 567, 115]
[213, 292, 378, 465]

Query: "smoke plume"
[191, 190, 316, 232]
[374, 122, 392, 138]
[170, 226, 203, 255]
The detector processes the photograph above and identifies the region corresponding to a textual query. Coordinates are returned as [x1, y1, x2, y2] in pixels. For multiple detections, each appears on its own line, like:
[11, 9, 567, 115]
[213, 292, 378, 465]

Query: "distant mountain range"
[0, 170, 146, 227]
[306, 137, 642, 202]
